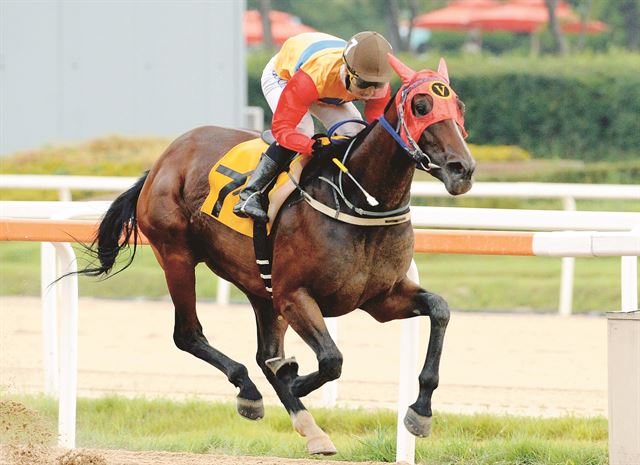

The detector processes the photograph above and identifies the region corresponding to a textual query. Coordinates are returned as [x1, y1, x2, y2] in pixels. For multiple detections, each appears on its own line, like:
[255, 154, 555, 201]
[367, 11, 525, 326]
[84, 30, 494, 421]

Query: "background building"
[0, 1, 246, 155]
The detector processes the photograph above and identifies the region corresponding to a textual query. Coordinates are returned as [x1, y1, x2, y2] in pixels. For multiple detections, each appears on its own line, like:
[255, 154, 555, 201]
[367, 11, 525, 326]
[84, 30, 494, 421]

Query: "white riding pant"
[261, 56, 365, 138]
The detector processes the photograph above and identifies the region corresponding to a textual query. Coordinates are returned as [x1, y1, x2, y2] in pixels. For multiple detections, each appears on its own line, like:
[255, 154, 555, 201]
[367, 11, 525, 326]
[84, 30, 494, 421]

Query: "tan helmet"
[343, 31, 393, 83]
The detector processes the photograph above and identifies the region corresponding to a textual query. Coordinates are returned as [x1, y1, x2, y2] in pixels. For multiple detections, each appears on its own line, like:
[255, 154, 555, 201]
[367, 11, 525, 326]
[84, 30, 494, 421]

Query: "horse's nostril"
[446, 162, 465, 177]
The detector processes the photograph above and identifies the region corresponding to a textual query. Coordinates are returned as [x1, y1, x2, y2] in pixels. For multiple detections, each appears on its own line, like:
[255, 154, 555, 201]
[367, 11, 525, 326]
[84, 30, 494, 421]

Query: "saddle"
[200, 132, 310, 237]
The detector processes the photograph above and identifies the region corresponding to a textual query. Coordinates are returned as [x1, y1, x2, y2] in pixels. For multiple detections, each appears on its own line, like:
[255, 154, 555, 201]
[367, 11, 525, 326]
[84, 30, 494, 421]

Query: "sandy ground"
[0, 446, 392, 465]
[0, 296, 607, 417]
[0, 296, 608, 464]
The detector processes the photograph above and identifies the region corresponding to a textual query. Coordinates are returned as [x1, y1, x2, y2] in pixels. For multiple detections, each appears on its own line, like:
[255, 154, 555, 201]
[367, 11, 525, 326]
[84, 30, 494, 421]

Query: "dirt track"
[1, 296, 607, 417]
[0, 446, 392, 465]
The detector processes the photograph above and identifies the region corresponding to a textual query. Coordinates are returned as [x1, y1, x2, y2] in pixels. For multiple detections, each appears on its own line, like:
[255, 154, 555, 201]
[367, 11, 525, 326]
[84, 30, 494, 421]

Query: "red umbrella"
[469, 0, 579, 33]
[561, 20, 608, 34]
[413, 0, 501, 31]
[244, 10, 316, 46]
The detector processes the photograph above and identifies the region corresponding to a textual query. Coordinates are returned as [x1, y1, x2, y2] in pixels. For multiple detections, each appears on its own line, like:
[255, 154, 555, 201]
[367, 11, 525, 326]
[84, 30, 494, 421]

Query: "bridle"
[378, 77, 444, 172]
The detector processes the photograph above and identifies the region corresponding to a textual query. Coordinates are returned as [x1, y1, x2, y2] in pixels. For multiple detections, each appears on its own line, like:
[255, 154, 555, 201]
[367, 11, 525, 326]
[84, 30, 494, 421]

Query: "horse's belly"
[317, 261, 410, 317]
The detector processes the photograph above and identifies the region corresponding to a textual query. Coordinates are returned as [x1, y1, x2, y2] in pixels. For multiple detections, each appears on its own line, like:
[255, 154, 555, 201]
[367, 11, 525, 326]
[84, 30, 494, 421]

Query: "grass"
[2, 395, 608, 464]
[0, 241, 627, 313]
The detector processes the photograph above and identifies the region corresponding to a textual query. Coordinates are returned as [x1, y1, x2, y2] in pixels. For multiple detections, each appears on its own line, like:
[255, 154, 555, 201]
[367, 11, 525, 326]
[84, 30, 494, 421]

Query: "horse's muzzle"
[443, 159, 475, 195]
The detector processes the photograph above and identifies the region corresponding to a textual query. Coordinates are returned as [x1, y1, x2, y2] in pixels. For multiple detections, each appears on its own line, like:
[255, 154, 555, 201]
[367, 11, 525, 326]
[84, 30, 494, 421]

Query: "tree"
[573, 0, 593, 51]
[545, 0, 569, 54]
[382, 0, 422, 52]
[619, 0, 639, 50]
[258, 0, 274, 51]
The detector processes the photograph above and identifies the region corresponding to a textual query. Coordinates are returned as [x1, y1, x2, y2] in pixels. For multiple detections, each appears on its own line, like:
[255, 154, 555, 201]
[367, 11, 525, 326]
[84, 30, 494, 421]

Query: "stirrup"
[234, 191, 268, 221]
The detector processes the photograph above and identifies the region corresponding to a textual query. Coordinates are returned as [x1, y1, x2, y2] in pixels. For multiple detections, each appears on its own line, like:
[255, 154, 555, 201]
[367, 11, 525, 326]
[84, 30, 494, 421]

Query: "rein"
[289, 123, 412, 227]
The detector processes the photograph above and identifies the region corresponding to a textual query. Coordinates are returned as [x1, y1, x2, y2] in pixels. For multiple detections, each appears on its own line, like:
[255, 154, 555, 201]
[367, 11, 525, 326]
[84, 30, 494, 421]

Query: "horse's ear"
[387, 53, 415, 84]
[437, 57, 450, 83]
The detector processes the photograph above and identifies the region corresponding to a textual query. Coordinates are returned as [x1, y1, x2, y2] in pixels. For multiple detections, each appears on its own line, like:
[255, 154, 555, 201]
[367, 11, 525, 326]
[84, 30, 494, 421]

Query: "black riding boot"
[234, 143, 294, 222]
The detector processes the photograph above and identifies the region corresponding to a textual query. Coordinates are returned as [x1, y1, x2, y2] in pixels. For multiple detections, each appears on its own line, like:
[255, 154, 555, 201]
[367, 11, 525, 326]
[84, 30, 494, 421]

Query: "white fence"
[2, 174, 639, 315]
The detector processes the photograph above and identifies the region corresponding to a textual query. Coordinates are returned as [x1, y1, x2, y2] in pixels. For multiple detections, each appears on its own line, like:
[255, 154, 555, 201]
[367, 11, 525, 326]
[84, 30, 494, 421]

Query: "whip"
[331, 158, 379, 207]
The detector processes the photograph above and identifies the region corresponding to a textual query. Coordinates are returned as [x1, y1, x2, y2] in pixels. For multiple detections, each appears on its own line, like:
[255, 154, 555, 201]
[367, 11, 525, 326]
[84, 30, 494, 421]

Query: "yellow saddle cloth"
[200, 138, 309, 237]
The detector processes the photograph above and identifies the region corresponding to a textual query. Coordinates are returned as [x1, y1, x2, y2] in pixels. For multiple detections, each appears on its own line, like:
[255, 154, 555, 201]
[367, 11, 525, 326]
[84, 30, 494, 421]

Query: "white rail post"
[558, 196, 576, 316]
[396, 259, 420, 464]
[41, 242, 59, 395]
[322, 317, 339, 408]
[58, 188, 72, 202]
[608, 249, 639, 464]
[621, 255, 638, 312]
[53, 243, 78, 449]
[216, 278, 231, 305]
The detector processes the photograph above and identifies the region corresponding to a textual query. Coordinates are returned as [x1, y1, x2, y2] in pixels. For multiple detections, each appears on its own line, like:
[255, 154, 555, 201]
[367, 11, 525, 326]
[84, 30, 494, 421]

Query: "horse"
[80, 54, 475, 455]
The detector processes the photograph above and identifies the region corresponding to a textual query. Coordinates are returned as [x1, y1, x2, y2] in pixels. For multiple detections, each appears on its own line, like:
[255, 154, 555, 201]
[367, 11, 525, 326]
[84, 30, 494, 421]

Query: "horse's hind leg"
[156, 244, 263, 420]
[361, 277, 450, 438]
[249, 295, 336, 455]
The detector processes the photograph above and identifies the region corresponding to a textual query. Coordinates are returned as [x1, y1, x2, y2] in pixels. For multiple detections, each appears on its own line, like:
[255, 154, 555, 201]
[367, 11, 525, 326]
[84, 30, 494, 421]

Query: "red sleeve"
[363, 85, 392, 123]
[271, 70, 319, 155]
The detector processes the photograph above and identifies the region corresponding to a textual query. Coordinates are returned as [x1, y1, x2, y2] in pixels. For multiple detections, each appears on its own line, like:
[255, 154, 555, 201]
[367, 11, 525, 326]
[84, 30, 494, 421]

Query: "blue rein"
[378, 115, 413, 154]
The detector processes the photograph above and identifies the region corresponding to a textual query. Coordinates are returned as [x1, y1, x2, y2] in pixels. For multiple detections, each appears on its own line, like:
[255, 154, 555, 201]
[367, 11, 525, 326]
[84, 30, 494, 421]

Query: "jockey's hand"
[311, 135, 334, 158]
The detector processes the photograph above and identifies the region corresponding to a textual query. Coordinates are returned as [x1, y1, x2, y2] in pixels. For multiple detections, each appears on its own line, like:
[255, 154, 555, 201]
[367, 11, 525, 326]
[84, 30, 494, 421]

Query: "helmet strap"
[340, 63, 353, 92]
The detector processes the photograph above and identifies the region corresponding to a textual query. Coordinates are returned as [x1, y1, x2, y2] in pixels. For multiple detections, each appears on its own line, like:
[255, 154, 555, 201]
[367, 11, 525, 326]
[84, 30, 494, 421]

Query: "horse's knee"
[173, 330, 196, 352]
[430, 295, 450, 326]
[417, 292, 449, 327]
[319, 352, 343, 381]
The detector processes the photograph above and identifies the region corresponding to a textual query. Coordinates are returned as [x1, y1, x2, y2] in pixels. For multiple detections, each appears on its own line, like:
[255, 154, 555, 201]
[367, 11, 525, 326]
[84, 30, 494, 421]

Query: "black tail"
[79, 171, 149, 278]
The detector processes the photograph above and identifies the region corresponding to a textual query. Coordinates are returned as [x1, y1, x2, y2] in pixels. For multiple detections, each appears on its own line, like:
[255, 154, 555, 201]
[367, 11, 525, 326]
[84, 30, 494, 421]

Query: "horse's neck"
[345, 111, 415, 210]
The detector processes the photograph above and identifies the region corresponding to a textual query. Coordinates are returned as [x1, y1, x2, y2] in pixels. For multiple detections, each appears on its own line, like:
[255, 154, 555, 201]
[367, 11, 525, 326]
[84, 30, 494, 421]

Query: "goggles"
[343, 58, 389, 100]
[349, 73, 386, 90]
[345, 66, 389, 100]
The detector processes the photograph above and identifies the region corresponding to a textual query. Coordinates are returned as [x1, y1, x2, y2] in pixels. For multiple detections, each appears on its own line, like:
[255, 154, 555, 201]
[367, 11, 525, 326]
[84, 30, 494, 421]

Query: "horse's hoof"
[236, 396, 264, 420]
[306, 435, 337, 456]
[404, 407, 432, 437]
[265, 356, 299, 379]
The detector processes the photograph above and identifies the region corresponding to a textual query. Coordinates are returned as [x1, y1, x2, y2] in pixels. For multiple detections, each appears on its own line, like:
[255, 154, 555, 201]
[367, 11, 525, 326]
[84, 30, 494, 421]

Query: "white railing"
[2, 174, 638, 315]
[411, 181, 640, 200]
[4, 175, 638, 202]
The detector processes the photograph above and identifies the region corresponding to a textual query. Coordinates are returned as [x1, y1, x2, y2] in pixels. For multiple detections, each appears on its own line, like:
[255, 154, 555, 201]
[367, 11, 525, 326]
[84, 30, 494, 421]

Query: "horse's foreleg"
[249, 296, 336, 456]
[160, 248, 263, 420]
[274, 288, 343, 399]
[361, 278, 450, 437]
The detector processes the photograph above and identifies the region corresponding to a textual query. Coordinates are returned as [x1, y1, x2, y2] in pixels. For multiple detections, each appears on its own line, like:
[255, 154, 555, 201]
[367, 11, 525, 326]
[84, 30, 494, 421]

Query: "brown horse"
[81, 55, 475, 454]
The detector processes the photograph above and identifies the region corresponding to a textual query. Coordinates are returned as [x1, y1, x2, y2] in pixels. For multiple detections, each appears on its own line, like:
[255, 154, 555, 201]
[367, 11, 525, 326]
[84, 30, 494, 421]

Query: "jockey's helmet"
[343, 31, 393, 99]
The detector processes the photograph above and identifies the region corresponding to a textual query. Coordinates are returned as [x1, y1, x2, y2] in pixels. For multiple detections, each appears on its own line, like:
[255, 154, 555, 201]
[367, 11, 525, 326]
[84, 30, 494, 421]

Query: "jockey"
[234, 30, 394, 222]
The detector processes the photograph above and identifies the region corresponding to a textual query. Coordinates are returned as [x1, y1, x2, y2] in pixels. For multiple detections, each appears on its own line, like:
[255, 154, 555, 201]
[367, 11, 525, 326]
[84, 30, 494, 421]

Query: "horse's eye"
[415, 102, 429, 116]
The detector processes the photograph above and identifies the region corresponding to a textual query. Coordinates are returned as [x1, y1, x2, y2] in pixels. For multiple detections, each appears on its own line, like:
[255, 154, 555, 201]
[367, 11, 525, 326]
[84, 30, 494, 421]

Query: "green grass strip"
[2, 395, 607, 465]
[0, 241, 626, 313]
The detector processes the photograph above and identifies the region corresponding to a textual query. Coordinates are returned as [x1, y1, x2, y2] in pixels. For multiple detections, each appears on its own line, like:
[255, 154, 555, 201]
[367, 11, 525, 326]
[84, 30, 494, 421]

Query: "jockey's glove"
[311, 135, 334, 158]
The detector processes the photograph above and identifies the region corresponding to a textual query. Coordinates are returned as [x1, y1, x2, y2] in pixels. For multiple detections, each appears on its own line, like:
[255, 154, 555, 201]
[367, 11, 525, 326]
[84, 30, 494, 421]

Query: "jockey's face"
[345, 69, 389, 100]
